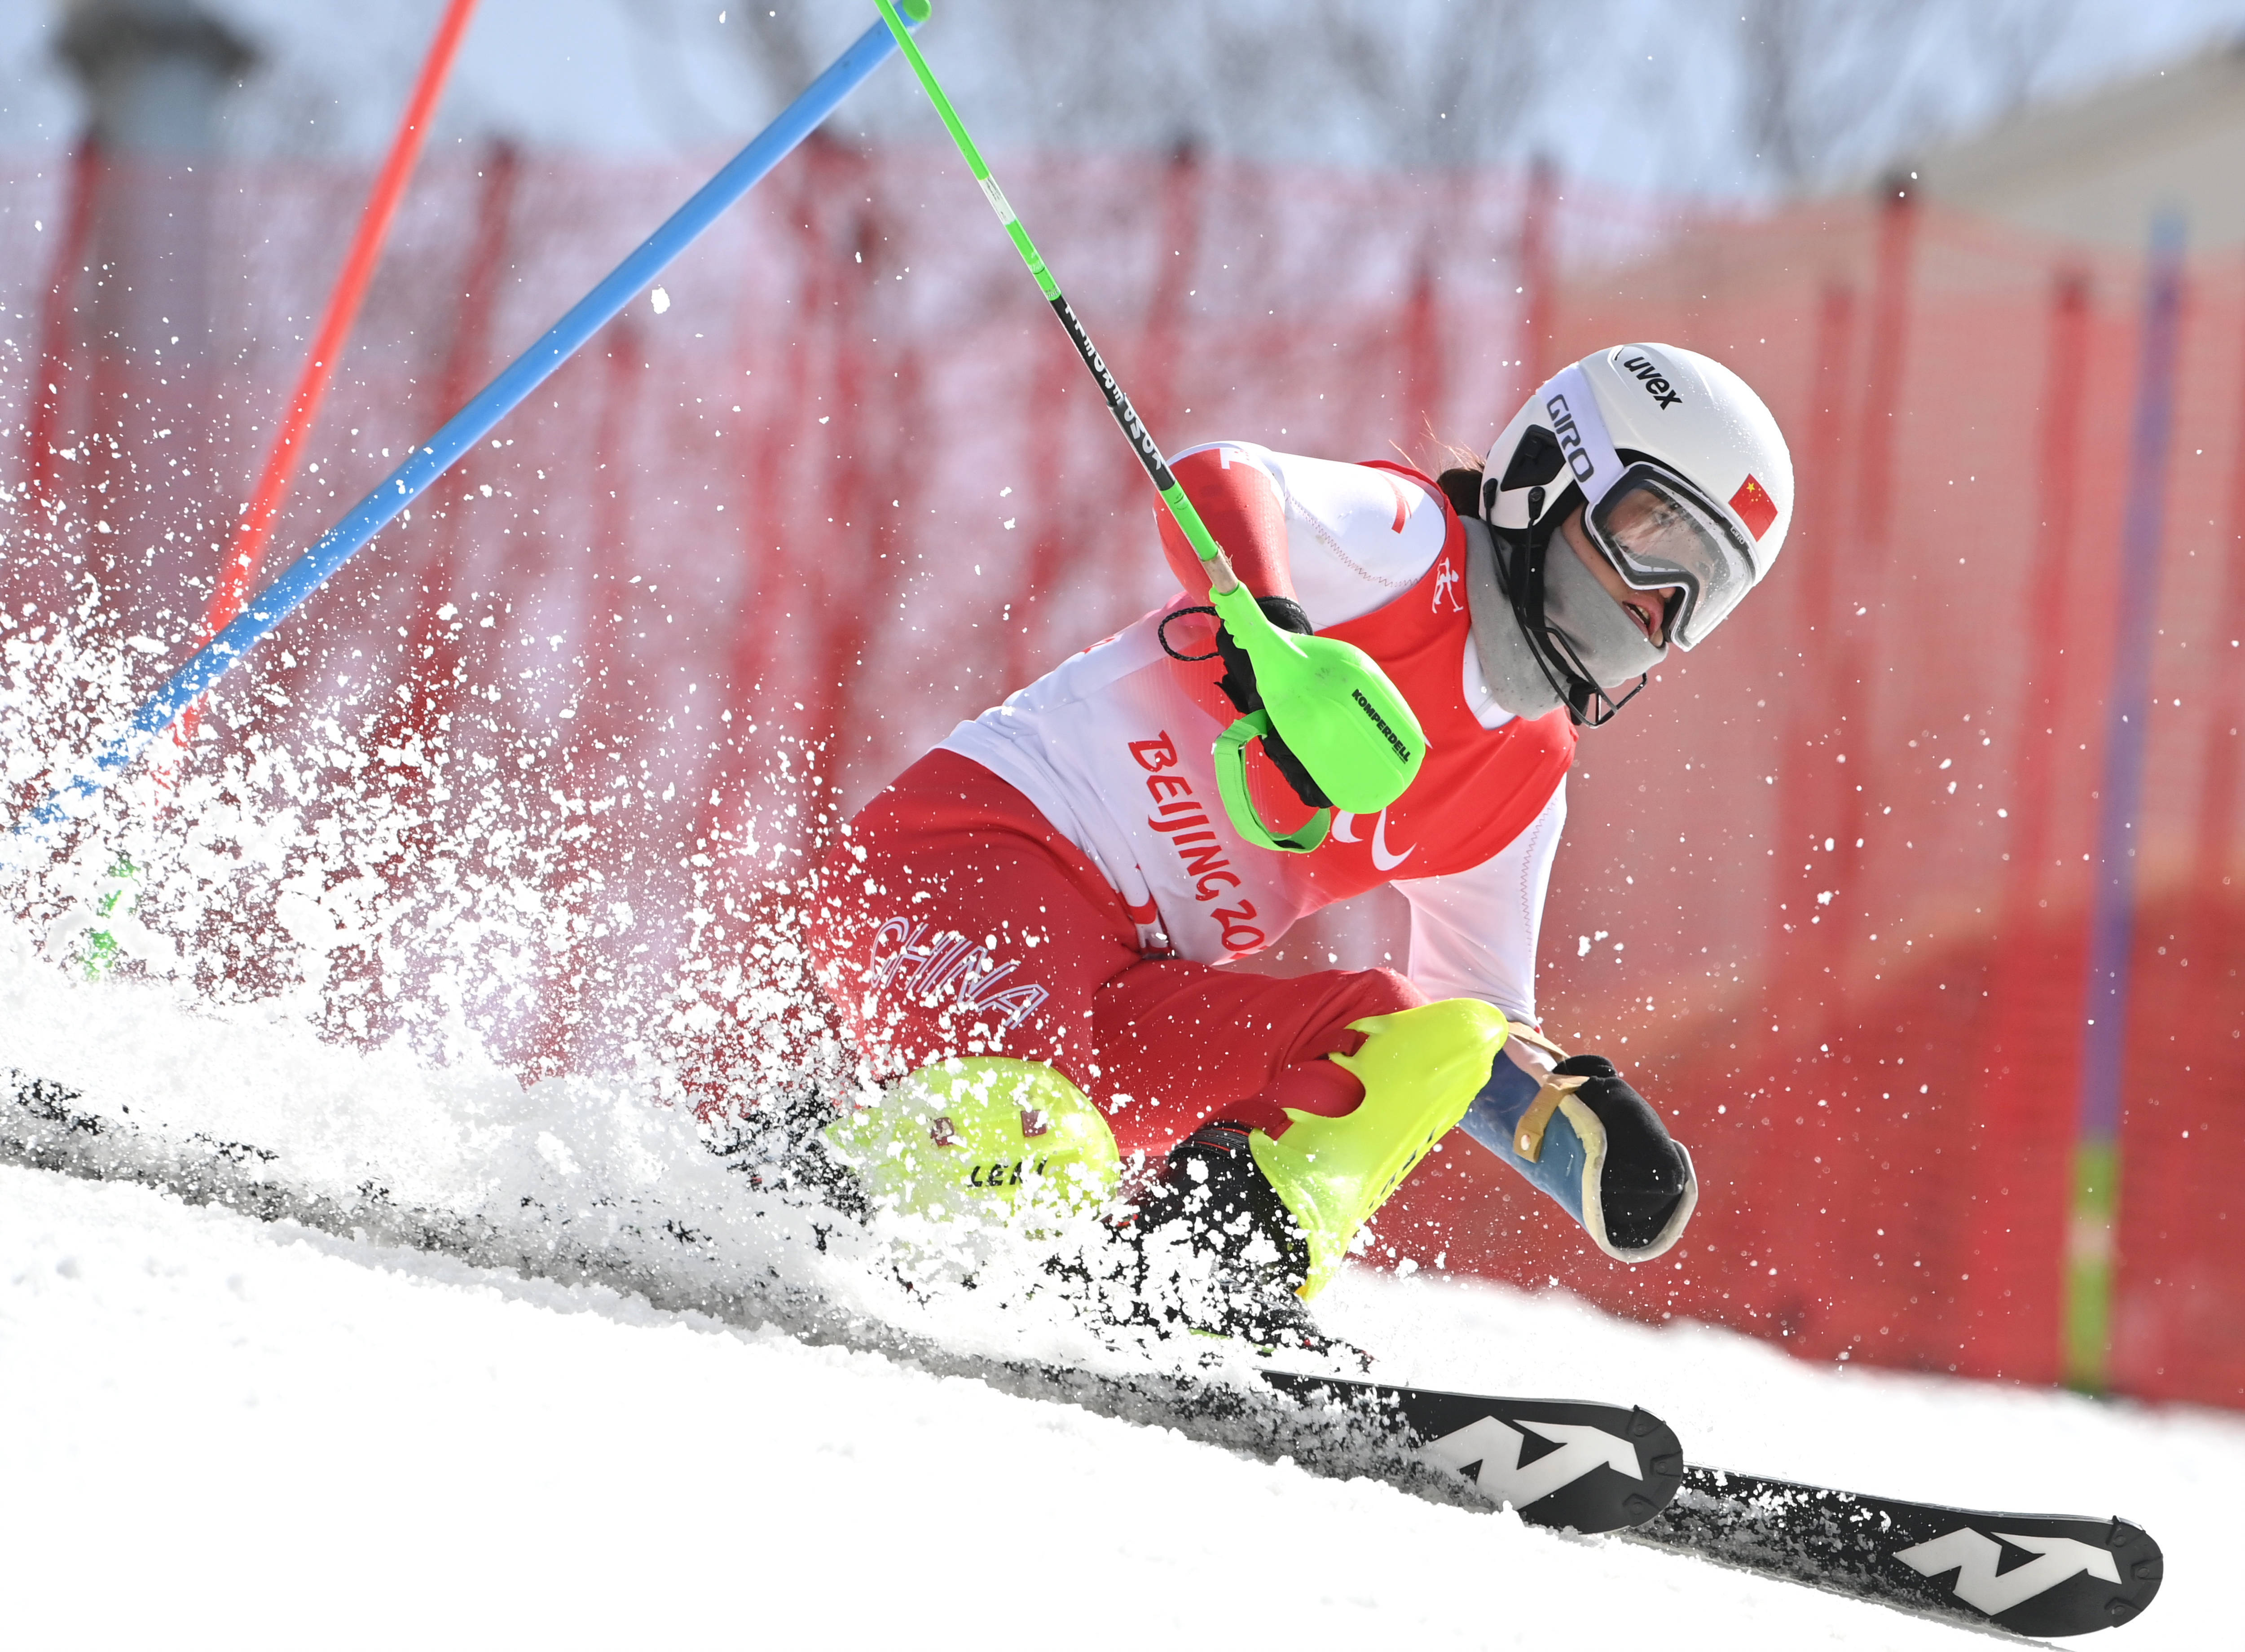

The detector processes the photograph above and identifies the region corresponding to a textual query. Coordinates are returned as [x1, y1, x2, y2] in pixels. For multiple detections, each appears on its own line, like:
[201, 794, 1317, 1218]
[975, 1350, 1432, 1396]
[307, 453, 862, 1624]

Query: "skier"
[806, 342, 1793, 1336]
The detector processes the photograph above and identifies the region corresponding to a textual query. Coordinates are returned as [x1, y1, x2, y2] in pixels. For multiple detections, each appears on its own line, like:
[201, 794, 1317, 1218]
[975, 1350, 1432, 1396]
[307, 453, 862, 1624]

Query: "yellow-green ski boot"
[823, 1057, 1122, 1229]
[1250, 997, 1510, 1298]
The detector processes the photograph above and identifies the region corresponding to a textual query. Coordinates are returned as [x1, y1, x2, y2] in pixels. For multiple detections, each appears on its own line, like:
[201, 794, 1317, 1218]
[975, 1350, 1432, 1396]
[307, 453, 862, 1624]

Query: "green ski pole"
[870, 0, 1425, 853]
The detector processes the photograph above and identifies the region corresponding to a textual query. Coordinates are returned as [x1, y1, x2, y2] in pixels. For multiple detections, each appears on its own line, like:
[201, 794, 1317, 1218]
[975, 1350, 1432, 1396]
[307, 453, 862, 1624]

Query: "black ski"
[0, 1067, 1674, 1531]
[2, 1069, 2168, 1634]
[1634, 1465, 2163, 1637]
[1259, 1370, 1684, 1535]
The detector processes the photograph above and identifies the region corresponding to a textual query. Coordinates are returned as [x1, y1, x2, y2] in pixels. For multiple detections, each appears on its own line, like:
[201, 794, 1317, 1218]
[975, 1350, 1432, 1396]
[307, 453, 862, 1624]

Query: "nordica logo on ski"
[1894, 1526, 2124, 1617]
[1418, 1414, 1643, 1511]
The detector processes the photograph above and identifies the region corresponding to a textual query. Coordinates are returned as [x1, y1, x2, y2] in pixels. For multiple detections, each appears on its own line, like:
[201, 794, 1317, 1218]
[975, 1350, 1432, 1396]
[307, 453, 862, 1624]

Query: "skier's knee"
[1342, 966, 1425, 1025]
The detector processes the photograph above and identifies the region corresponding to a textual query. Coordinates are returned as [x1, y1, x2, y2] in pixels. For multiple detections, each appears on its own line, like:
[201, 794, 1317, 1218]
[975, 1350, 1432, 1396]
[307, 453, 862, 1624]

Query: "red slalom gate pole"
[22, 137, 101, 512]
[193, 0, 480, 656]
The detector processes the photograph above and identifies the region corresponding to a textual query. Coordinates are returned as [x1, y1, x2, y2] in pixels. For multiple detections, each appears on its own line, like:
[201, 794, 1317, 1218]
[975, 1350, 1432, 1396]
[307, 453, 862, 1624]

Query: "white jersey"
[940, 443, 1566, 1025]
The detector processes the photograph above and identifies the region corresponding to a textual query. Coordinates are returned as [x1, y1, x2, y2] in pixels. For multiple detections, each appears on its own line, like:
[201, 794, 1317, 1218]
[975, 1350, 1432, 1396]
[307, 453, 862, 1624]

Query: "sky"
[3, 0, 2245, 199]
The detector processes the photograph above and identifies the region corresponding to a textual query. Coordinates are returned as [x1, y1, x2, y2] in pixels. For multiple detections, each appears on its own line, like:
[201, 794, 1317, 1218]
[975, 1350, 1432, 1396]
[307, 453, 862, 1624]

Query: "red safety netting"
[1, 144, 2238, 1406]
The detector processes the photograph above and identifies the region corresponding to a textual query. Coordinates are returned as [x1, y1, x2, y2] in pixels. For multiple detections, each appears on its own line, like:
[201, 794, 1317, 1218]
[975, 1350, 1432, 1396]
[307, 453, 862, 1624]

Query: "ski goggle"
[1584, 464, 1757, 651]
[1543, 362, 1762, 651]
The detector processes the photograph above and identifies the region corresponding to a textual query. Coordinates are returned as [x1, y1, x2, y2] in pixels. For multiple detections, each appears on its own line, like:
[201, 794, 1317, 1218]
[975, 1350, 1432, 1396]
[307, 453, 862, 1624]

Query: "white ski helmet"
[1477, 343, 1793, 722]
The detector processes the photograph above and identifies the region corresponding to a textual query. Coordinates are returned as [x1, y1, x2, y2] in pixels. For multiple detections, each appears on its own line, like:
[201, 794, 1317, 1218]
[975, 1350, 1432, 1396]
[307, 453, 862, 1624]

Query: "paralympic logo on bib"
[1331, 807, 1415, 872]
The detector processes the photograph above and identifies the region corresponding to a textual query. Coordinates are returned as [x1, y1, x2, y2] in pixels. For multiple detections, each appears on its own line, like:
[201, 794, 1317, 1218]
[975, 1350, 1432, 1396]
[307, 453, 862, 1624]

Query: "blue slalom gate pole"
[2062, 209, 2185, 1393]
[8, 3, 927, 859]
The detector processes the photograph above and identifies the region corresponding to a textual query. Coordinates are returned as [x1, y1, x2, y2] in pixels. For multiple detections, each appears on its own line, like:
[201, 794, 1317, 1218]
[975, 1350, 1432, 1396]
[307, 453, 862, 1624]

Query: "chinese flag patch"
[1730, 474, 1778, 540]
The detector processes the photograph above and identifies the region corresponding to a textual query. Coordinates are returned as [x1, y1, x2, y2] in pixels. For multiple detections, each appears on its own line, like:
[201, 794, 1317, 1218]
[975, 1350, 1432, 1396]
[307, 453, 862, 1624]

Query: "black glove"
[1552, 1054, 1688, 1251]
[1212, 595, 1332, 809]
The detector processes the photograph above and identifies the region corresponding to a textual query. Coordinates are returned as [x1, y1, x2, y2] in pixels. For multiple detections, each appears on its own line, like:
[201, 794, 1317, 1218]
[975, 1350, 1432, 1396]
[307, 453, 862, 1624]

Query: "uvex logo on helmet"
[1620, 354, 1681, 409]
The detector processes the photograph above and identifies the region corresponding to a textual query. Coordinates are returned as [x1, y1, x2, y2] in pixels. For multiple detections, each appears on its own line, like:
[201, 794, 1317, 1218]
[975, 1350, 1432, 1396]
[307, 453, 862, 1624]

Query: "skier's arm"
[1395, 784, 1695, 1262]
[1392, 781, 1568, 1034]
[1154, 445, 1457, 813]
[1155, 443, 1448, 624]
[1155, 444, 1298, 602]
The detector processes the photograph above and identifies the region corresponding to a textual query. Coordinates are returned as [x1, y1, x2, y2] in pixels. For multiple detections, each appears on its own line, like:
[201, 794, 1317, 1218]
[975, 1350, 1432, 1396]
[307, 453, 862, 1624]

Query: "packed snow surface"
[3, 950, 2239, 1650]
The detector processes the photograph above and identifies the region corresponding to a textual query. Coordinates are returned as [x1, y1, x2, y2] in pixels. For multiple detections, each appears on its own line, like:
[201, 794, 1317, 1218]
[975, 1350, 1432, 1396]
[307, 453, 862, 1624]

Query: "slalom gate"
[1, 146, 2239, 1408]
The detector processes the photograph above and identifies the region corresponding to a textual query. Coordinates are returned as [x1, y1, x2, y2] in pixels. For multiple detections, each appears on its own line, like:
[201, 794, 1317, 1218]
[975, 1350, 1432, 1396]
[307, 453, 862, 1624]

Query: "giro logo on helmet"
[1619, 354, 1682, 409]
[1545, 393, 1598, 483]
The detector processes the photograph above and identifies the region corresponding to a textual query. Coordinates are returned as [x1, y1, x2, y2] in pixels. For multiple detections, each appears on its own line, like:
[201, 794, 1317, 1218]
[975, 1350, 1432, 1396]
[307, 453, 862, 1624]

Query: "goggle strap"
[1544, 364, 1625, 513]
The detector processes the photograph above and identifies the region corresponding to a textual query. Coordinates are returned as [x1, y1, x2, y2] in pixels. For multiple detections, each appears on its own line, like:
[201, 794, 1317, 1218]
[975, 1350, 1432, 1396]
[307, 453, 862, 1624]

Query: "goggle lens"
[1586, 466, 1757, 649]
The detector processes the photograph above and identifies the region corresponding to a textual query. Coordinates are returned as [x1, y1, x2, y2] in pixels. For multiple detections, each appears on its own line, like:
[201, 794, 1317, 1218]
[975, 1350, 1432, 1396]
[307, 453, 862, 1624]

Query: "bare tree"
[597, 0, 2091, 195]
[695, 0, 1549, 167]
[1736, 0, 2080, 191]
[1291, 0, 1551, 167]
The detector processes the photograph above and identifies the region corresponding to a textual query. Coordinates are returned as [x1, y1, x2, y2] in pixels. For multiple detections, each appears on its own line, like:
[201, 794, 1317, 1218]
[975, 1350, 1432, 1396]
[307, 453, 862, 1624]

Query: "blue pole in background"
[2063, 209, 2185, 1393]
[7, 4, 929, 857]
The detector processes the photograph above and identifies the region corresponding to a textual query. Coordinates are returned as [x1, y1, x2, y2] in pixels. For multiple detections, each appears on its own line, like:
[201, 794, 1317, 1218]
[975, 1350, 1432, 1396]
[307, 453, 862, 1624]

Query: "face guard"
[1483, 497, 1646, 729]
[1476, 368, 1654, 727]
[1548, 364, 1762, 652]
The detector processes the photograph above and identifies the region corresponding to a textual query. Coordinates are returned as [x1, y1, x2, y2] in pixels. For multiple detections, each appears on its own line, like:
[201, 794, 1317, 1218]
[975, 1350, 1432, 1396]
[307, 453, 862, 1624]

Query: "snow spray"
[3, 4, 932, 868]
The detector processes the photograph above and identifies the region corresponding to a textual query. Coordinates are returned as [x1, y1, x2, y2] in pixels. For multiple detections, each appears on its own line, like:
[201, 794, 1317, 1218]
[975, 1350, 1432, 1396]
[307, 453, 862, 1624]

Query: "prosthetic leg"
[1457, 1027, 1698, 1261]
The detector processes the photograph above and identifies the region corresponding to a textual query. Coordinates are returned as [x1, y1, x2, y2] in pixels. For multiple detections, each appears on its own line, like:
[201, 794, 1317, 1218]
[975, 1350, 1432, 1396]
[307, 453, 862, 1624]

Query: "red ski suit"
[808, 446, 1576, 1167]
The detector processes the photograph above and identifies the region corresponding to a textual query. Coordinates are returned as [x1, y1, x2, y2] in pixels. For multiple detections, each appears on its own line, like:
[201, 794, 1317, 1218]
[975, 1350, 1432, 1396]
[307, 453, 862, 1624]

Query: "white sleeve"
[1393, 780, 1566, 1025]
[1170, 441, 1446, 628]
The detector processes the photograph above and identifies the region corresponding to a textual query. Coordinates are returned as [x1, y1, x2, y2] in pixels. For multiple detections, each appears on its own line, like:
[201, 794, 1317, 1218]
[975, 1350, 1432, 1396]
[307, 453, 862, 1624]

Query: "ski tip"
[1649, 1467, 2166, 1638]
[900, 0, 931, 24]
